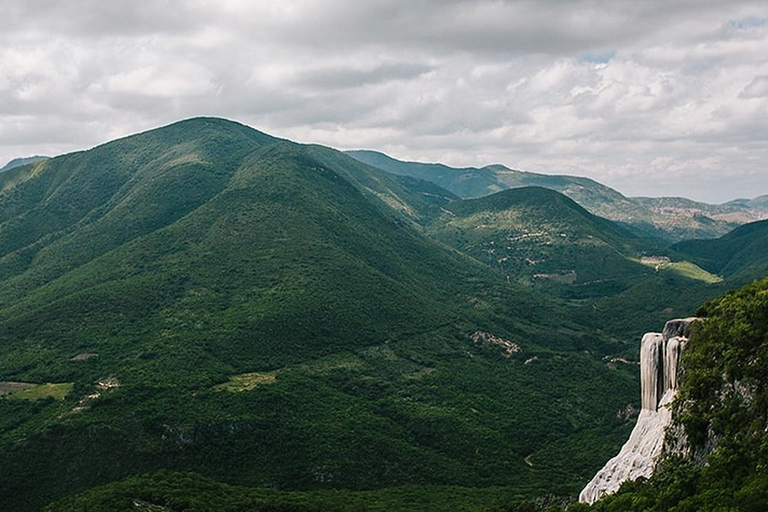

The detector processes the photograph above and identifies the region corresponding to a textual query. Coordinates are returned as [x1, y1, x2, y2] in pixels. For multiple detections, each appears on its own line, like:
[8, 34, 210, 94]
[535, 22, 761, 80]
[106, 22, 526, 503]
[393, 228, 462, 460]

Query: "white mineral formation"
[579, 318, 699, 504]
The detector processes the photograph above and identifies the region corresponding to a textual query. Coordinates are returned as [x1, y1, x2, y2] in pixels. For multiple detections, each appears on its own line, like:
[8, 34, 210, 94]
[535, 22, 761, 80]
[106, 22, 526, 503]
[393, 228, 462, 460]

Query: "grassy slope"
[0, 156, 48, 173]
[0, 119, 638, 512]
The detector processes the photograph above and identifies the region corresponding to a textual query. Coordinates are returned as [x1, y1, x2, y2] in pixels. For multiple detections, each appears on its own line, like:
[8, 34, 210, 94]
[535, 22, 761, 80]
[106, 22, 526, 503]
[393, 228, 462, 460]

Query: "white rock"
[579, 318, 700, 504]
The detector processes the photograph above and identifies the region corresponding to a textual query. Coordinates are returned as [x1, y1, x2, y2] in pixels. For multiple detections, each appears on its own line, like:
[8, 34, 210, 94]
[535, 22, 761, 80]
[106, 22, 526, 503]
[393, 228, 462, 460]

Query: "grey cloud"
[3, 0, 211, 37]
[1, 0, 768, 202]
[740, 75, 768, 98]
[291, 63, 433, 90]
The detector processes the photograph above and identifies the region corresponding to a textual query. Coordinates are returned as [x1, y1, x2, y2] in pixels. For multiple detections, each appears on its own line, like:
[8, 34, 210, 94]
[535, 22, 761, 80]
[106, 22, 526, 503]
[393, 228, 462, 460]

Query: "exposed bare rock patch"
[471, 331, 521, 356]
[70, 353, 99, 361]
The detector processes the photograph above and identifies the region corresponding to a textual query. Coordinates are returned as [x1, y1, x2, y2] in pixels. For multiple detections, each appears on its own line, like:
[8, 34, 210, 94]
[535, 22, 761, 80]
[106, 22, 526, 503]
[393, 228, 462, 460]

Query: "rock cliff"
[579, 317, 700, 504]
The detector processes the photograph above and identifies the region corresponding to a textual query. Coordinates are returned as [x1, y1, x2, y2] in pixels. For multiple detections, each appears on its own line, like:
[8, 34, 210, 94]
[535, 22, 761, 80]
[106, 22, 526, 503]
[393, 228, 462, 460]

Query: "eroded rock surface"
[579, 317, 700, 504]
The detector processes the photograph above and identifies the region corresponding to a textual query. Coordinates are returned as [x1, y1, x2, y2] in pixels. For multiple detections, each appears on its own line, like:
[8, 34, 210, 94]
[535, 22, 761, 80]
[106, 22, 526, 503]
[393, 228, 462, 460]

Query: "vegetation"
[427, 186, 652, 292]
[0, 118, 763, 512]
[46, 470, 555, 512]
[5, 382, 73, 401]
[673, 218, 768, 280]
[213, 372, 277, 392]
[346, 150, 767, 242]
[578, 277, 768, 511]
[425, 186, 732, 341]
[635, 259, 722, 284]
[0, 118, 640, 512]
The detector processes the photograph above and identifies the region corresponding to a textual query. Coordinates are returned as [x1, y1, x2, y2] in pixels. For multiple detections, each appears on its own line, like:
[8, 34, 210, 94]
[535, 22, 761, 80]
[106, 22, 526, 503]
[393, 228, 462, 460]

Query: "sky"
[1, 0, 767, 203]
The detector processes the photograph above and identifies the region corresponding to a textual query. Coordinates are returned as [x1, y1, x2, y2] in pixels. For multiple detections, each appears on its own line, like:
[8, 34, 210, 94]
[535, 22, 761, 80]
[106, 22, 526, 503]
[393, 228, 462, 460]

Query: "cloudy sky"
[1, 0, 767, 202]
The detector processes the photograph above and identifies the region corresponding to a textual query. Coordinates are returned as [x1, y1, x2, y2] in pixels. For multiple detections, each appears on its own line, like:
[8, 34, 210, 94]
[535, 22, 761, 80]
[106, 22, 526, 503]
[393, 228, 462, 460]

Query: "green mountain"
[0, 155, 48, 173]
[346, 150, 768, 242]
[672, 219, 768, 280]
[0, 118, 642, 512]
[426, 186, 651, 294]
[580, 277, 768, 512]
[723, 194, 768, 210]
[422, 186, 731, 341]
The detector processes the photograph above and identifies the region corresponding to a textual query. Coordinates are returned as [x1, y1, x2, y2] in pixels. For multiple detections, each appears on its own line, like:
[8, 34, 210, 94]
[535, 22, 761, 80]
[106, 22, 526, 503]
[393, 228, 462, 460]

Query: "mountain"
[346, 150, 768, 242]
[421, 185, 730, 342]
[722, 194, 768, 210]
[632, 196, 768, 241]
[0, 118, 642, 512]
[426, 186, 652, 295]
[672, 219, 768, 280]
[0, 155, 48, 172]
[580, 277, 768, 511]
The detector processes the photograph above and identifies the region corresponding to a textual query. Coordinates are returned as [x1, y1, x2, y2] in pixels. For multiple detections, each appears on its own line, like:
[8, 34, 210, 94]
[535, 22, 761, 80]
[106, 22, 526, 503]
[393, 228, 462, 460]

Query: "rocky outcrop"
[579, 317, 700, 504]
[471, 331, 521, 356]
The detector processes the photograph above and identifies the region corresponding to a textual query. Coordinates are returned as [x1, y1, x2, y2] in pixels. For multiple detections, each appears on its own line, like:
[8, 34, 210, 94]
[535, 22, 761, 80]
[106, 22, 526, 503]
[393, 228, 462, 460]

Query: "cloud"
[1, 0, 767, 203]
[740, 75, 768, 98]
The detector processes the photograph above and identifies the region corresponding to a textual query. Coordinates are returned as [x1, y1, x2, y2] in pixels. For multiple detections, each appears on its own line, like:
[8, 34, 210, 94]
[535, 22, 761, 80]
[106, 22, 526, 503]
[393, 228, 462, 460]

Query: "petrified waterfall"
[579, 318, 699, 504]
[640, 333, 664, 411]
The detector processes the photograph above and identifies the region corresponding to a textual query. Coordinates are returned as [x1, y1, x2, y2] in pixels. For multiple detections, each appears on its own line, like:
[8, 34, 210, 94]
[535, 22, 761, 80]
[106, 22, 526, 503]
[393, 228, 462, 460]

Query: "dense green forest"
[0, 118, 765, 512]
[40, 277, 768, 511]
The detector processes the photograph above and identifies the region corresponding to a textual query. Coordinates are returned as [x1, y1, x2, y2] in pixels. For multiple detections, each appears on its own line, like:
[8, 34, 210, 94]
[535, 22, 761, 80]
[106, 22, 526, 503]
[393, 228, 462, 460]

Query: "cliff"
[579, 317, 700, 504]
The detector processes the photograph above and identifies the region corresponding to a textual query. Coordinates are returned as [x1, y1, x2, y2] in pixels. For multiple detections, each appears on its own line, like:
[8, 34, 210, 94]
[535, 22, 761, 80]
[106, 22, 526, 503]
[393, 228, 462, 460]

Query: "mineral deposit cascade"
[579, 318, 699, 504]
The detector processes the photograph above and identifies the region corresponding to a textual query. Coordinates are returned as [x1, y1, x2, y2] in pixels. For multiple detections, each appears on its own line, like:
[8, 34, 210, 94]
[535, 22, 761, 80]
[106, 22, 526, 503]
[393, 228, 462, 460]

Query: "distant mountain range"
[346, 150, 768, 242]
[0, 155, 47, 173]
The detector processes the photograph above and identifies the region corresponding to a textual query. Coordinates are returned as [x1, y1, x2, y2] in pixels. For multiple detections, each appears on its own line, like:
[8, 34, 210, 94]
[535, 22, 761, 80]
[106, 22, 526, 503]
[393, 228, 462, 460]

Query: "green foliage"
[213, 372, 277, 392]
[427, 186, 651, 291]
[0, 118, 757, 512]
[45, 470, 549, 512]
[5, 382, 73, 400]
[0, 118, 639, 512]
[346, 150, 755, 242]
[581, 277, 768, 511]
[673, 219, 768, 280]
[425, 186, 729, 342]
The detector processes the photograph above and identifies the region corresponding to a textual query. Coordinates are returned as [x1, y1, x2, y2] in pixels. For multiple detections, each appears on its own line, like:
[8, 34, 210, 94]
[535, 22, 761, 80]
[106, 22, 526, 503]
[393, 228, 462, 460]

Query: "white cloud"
[0, 0, 767, 203]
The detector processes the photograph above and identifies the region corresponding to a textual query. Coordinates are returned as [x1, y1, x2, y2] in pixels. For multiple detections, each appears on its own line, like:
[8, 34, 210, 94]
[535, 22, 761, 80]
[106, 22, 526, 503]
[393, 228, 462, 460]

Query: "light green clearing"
[637, 259, 723, 284]
[6, 382, 74, 401]
[0, 381, 36, 396]
[213, 372, 276, 392]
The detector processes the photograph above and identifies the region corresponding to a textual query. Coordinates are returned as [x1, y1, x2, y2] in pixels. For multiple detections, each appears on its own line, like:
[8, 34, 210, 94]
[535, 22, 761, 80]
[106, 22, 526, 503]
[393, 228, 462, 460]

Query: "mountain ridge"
[346, 150, 768, 242]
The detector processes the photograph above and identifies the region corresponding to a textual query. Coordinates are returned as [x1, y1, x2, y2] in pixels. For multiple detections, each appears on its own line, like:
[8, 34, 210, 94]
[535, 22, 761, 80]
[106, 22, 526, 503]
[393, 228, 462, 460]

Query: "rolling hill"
[426, 186, 651, 295]
[0, 118, 642, 512]
[347, 150, 768, 242]
[422, 185, 730, 341]
[672, 218, 768, 280]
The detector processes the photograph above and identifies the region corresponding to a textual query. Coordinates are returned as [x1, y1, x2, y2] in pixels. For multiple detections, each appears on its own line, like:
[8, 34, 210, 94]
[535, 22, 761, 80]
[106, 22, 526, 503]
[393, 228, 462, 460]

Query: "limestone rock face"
[579, 318, 700, 504]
